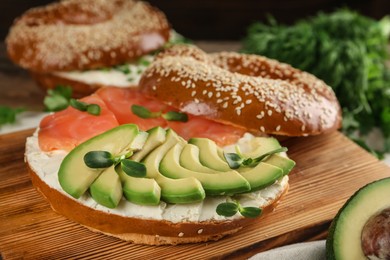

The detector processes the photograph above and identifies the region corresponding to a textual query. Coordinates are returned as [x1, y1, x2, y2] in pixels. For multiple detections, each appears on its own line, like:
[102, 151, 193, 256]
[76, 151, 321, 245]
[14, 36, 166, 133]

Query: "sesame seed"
[178, 232, 184, 237]
[198, 229, 203, 234]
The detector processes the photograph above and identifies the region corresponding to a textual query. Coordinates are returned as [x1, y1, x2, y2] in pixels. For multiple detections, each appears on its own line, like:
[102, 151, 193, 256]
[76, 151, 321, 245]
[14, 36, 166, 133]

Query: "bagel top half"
[139, 44, 342, 137]
[6, 0, 171, 72]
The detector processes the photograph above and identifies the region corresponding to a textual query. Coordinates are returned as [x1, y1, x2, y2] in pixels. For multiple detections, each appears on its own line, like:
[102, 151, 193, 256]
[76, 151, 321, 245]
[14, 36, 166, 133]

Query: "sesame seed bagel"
[27, 161, 289, 245]
[6, 0, 170, 72]
[139, 45, 342, 137]
[25, 131, 289, 245]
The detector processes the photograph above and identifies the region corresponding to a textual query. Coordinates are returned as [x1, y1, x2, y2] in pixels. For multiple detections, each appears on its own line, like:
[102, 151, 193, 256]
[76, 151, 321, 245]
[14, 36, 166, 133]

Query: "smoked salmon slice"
[167, 115, 246, 147]
[38, 94, 119, 152]
[38, 87, 247, 152]
[96, 87, 168, 130]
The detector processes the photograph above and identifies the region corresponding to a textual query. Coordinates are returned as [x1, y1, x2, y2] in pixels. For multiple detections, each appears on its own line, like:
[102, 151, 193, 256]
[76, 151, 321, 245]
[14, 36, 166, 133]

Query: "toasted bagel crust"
[6, 0, 170, 72]
[139, 45, 342, 137]
[27, 161, 288, 245]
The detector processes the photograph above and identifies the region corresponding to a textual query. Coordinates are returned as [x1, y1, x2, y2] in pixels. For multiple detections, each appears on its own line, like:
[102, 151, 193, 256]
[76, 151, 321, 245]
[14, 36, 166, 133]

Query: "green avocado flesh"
[90, 165, 122, 208]
[115, 127, 165, 205]
[326, 177, 390, 260]
[189, 138, 231, 172]
[58, 124, 295, 208]
[142, 129, 206, 204]
[160, 143, 251, 195]
[58, 124, 140, 198]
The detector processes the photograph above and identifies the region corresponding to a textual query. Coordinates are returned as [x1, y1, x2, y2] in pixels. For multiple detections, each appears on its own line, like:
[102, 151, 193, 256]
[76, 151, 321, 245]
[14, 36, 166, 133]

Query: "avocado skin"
[326, 177, 390, 260]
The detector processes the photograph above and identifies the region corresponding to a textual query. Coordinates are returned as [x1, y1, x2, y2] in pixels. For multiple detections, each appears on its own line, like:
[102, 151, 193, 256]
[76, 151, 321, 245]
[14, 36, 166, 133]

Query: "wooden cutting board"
[1, 129, 389, 259]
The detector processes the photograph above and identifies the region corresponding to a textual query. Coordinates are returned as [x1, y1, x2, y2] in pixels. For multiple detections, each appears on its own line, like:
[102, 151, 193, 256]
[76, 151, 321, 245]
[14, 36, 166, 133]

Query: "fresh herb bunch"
[0, 106, 24, 126]
[242, 9, 390, 156]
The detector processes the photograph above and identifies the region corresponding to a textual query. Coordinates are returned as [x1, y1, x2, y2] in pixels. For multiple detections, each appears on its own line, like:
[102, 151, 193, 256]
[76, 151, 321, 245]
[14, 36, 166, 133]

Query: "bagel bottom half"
[25, 133, 289, 246]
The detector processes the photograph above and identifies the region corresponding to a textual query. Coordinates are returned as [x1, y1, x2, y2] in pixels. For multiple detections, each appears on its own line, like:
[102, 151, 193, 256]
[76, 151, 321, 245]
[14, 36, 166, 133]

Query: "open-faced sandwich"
[25, 45, 342, 245]
[6, 0, 175, 97]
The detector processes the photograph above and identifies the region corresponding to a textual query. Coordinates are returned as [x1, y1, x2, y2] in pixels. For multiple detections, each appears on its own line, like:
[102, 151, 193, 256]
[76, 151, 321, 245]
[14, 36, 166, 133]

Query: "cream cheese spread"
[25, 132, 289, 223]
[52, 30, 185, 88]
[54, 55, 154, 87]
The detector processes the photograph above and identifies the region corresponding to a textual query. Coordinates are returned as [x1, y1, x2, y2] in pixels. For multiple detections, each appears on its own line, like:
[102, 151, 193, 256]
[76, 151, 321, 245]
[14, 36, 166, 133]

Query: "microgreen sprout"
[216, 200, 262, 218]
[224, 147, 288, 169]
[43, 85, 72, 112]
[131, 105, 188, 122]
[70, 99, 101, 116]
[83, 150, 146, 178]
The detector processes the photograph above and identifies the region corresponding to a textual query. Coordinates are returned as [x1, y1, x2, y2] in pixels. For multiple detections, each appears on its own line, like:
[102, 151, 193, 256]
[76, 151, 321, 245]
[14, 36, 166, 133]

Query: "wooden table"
[1, 41, 390, 259]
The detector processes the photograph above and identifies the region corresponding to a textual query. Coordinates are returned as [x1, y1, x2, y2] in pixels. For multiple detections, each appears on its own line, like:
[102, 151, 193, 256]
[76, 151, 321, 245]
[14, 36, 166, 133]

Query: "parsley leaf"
[0, 106, 24, 126]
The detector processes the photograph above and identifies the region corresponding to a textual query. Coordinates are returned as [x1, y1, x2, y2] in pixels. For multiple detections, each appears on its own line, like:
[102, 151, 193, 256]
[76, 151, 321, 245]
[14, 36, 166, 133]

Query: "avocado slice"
[326, 177, 390, 260]
[188, 138, 231, 172]
[118, 127, 166, 206]
[263, 154, 295, 175]
[143, 129, 206, 204]
[118, 166, 161, 206]
[237, 162, 284, 191]
[89, 165, 122, 208]
[160, 143, 251, 196]
[58, 124, 140, 199]
[117, 127, 166, 205]
[131, 127, 166, 162]
[241, 137, 295, 176]
[241, 137, 282, 158]
[179, 144, 217, 173]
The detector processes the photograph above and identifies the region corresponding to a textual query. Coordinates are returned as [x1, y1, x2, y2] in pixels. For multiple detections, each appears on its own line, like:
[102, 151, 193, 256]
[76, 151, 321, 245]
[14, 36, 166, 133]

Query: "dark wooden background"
[0, 0, 389, 41]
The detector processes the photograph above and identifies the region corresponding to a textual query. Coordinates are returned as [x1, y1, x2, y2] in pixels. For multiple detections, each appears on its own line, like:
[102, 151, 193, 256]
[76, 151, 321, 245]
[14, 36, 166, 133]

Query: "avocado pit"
[361, 207, 390, 260]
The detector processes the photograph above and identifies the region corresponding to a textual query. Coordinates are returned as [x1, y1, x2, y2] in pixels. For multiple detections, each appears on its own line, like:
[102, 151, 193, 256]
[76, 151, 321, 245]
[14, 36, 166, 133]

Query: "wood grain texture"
[1, 129, 390, 259]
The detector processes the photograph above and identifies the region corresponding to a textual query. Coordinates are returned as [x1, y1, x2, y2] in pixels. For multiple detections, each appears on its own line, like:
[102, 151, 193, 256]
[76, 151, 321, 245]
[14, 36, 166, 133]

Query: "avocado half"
[326, 177, 390, 260]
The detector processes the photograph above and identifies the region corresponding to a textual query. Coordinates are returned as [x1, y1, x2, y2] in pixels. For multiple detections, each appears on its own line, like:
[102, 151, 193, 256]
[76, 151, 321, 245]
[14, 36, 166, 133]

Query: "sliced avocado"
[179, 144, 216, 173]
[160, 143, 250, 195]
[118, 166, 161, 205]
[326, 177, 390, 260]
[89, 165, 122, 208]
[264, 154, 295, 175]
[237, 162, 284, 191]
[188, 138, 231, 172]
[143, 129, 205, 204]
[58, 124, 139, 198]
[131, 127, 166, 162]
[117, 126, 166, 206]
[129, 131, 148, 152]
[241, 137, 282, 158]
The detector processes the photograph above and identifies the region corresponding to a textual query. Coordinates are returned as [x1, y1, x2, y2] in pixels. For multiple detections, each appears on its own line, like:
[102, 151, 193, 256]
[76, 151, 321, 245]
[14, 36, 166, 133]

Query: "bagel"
[25, 129, 290, 245]
[139, 44, 342, 137]
[6, 0, 171, 96]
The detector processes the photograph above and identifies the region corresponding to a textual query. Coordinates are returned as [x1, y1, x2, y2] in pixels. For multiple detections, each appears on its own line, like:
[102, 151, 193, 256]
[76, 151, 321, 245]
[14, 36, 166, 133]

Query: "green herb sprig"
[242, 9, 390, 156]
[69, 99, 101, 116]
[44, 85, 73, 112]
[224, 146, 287, 169]
[84, 150, 146, 177]
[216, 200, 262, 218]
[131, 104, 188, 122]
[0, 106, 24, 126]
